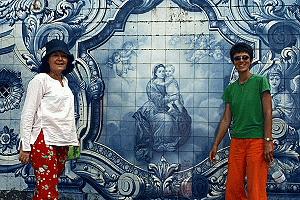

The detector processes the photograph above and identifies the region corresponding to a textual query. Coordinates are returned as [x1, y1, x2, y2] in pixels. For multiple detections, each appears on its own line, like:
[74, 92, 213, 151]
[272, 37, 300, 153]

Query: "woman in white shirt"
[19, 39, 79, 200]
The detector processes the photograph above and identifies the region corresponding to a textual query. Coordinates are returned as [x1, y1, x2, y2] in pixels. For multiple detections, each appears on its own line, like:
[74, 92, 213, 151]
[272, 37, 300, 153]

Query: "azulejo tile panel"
[0, 0, 299, 199]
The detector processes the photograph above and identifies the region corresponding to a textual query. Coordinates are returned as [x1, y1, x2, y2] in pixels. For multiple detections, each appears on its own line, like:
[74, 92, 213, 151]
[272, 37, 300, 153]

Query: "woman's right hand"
[209, 144, 218, 162]
[19, 149, 31, 164]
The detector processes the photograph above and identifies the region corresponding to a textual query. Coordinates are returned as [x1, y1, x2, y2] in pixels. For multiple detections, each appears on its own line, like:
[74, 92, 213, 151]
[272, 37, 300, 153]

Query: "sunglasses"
[233, 55, 250, 61]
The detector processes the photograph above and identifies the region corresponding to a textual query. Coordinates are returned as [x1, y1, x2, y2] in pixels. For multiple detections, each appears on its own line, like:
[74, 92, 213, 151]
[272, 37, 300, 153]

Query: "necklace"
[239, 74, 253, 85]
[238, 74, 253, 92]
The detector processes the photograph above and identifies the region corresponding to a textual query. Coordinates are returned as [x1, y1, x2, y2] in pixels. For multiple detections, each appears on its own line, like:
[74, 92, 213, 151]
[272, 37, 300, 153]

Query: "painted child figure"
[154, 64, 184, 112]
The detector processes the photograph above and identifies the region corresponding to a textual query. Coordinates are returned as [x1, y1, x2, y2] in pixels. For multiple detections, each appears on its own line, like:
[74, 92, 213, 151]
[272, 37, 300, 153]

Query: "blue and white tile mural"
[0, 0, 299, 199]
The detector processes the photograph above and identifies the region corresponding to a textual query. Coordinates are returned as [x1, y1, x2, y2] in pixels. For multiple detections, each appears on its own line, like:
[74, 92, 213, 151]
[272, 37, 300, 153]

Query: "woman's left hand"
[264, 141, 274, 163]
[19, 150, 31, 164]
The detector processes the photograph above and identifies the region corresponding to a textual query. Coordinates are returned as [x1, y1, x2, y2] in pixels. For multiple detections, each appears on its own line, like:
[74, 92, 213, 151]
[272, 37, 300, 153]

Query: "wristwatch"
[264, 137, 273, 142]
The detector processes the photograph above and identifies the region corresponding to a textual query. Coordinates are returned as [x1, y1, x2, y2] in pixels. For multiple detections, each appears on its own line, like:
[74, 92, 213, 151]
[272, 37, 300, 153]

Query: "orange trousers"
[226, 138, 269, 200]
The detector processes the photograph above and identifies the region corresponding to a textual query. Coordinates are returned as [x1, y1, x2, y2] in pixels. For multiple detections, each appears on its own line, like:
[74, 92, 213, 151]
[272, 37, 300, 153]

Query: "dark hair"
[38, 39, 75, 75]
[229, 42, 253, 63]
[38, 54, 75, 75]
[152, 64, 165, 79]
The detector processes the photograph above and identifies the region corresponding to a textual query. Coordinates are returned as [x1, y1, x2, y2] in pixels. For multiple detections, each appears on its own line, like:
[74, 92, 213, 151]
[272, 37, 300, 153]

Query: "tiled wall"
[0, 0, 299, 199]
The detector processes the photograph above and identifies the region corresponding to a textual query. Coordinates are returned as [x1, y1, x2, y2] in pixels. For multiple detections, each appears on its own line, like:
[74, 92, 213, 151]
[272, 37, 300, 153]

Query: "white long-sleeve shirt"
[20, 73, 79, 151]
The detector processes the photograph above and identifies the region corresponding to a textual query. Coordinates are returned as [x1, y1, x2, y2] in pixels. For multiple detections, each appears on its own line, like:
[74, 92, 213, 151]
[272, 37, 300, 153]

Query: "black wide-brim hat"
[39, 39, 75, 74]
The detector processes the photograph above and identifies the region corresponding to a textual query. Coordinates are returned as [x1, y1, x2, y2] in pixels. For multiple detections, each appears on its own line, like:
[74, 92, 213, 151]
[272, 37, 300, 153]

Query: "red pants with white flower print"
[30, 131, 69, 200]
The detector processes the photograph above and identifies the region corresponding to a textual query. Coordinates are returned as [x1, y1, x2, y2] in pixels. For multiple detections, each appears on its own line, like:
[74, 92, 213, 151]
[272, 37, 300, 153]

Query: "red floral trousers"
[30, 131, 69, 200]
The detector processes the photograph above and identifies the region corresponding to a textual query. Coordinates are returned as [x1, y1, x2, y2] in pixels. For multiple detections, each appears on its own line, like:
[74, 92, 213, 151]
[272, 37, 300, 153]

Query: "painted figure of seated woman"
[268, 65, 298, 127]
[133, 64, 191, 162]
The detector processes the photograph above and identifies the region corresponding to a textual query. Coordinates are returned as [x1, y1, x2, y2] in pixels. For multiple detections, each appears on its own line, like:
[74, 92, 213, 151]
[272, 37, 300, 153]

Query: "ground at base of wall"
[269, 193, 300, 200]
[0, 190, 31, 200]
[0, 190, 77, 200]
[0, 191, 299, 200]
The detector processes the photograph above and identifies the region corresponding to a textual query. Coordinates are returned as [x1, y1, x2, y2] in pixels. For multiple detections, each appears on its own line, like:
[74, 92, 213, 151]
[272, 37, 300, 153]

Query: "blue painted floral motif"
[0, 126, 19, 155]
[0, 68, 24, 113]
[242, 0, 299, 53]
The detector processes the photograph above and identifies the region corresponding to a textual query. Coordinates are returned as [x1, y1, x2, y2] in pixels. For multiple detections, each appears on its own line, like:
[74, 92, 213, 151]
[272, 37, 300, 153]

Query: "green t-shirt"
[223, 74, 270, 138]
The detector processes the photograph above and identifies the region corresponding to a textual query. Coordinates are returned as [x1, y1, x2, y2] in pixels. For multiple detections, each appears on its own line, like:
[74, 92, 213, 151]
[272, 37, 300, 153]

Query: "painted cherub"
[107, 41, 137, 77]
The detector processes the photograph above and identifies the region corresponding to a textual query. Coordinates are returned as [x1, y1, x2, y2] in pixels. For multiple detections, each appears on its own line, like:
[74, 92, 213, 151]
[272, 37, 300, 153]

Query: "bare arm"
[209, 103, 232, 161]
[262, 91, 274, 163]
